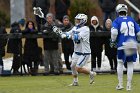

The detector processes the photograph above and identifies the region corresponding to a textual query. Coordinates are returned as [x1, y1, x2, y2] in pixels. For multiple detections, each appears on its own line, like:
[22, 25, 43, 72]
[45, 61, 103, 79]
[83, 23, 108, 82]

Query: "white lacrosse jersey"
[67, 26, 91, 54]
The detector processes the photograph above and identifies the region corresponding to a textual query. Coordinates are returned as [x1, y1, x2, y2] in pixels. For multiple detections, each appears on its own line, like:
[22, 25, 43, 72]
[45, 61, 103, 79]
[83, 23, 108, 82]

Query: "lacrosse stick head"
[33, 7, 44, 18]
[52, 26, 62, 35]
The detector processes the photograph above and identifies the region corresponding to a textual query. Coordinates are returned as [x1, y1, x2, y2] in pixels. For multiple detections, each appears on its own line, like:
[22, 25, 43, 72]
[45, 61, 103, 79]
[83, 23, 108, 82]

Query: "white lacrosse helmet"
[75, 13, 88, 26]
[116, 4, 128, 13]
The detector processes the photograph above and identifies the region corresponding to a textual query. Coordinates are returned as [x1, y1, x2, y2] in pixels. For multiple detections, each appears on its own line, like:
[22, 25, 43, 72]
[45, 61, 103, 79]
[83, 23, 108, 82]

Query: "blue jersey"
[112, 16, 140, 63]
[112, 16, 140, 48]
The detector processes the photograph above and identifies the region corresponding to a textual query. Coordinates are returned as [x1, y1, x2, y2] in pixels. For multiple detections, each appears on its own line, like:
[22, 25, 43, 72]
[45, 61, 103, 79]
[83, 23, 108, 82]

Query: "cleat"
[68, 82, 79, 86]
[89, 71, 96, 84]
[116, 84, 124, 90]
[126, 82, 131, 91]
[126, 85, 131, 91]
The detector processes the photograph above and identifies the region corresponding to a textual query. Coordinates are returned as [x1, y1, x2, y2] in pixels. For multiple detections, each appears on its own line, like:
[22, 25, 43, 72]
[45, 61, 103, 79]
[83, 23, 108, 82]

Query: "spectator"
[55, 0, 71, 22]
[42, 13, 61, 75]
[57, 42, 63, 74]
[98, 0, 118, 31]
[130, 0, 140, 20]
[0, 24, 7, 74]
[89, 16, 104, 71]
[18, 18, 26, 27]
[104, 19, 117, 73]
[22, 21, 40, 76]
[32, 0, 50, 32]
[7, 22, 22, 75]
[60, 15, 74, 70]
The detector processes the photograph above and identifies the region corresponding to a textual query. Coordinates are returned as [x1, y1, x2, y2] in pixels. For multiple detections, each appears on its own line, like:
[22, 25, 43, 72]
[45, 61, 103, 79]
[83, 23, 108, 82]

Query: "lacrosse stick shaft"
[124, 0, 140, 13]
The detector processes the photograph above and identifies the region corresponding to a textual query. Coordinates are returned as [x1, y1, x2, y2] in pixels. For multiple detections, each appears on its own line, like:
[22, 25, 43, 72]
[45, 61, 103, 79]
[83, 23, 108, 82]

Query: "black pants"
[63, 51, 73, 70]
[12, 54, 21, 73]
[23, 55, 39, 75]
[91, 52, 102, 69]
[0, 55, 3, 66]
[107, 56, 117, 70]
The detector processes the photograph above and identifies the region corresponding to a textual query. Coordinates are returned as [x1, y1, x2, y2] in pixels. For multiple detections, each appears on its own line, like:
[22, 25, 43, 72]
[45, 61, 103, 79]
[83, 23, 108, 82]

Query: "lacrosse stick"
[33, 7, 63, 35]
[33, 7, 44, 18]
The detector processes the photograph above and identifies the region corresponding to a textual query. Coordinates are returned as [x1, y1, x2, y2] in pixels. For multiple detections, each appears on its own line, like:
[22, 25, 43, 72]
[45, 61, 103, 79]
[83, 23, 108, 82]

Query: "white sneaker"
[126, 85, 131, 91]
[116, 84, 124, 90]
[89, 71, 96, 84]
[126, 82, 131, 91]
[68, 82, 79, 86]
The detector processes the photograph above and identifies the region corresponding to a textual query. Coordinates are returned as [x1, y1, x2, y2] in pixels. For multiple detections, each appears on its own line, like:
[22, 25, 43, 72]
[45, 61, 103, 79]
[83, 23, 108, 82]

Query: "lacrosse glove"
[110, 39, 117, 48]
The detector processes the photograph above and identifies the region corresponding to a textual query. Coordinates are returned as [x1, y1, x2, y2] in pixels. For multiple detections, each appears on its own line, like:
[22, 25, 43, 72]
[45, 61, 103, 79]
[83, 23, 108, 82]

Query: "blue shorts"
[117, 50, 137, 63]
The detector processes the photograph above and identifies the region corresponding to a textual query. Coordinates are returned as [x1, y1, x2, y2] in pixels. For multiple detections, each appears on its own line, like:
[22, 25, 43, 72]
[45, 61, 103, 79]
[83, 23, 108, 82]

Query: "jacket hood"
[91, 16, 99, 29]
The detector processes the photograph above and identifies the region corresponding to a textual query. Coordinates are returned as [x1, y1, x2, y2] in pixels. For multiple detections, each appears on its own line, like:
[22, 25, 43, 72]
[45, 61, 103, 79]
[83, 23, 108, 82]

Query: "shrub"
[0, 11, 10, 27]
[69, 0, 96, 25]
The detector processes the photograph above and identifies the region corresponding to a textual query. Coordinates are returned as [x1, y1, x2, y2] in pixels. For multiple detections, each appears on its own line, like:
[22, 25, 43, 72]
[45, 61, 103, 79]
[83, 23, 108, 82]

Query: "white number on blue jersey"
[120, 21, 135, 36]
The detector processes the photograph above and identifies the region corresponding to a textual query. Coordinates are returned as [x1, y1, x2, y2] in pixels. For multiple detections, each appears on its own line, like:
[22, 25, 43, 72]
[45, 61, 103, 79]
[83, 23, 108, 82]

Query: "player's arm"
[111, 27, 118, 42]
[61, 27, 73, 39]
[110, 27, 118, 48]
[110, 20, 118, 48]
[78, 27, 89, 41]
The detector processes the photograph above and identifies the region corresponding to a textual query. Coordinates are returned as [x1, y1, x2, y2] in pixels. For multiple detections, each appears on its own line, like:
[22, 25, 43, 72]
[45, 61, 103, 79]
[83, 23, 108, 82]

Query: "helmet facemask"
[74, 14, 87, 27]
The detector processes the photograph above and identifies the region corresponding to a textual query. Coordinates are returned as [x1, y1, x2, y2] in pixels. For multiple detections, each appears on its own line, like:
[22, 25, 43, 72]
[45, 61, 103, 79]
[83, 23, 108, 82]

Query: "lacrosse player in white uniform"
[61, 14, 96, 86]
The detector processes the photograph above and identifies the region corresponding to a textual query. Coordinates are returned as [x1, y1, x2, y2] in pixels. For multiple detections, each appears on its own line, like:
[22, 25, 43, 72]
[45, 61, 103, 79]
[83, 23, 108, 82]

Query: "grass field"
[0, 74, 140, 93]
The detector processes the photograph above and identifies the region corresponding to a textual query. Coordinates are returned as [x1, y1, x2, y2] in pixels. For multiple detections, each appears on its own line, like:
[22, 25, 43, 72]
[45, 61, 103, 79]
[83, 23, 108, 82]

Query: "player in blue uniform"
[111, 4, 140, 91]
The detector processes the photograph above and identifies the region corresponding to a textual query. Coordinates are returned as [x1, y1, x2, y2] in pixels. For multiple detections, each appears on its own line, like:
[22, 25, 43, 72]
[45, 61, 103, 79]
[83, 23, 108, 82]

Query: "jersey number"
[120, 21, 135, 36]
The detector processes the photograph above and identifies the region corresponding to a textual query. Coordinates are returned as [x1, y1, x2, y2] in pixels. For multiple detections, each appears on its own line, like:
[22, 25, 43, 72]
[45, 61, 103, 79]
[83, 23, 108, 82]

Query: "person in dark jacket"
[60, 15, 74, 70]
[0, 25, 7, 73]
[22, 21, 40, 75]
[104, 19, 117, 72]
[55, 0, 70, 22]
[42, 13, 61, 75]
[32, 0, 50, 32]
[98, 0, 118, 31]
[89, 16, 104, 71]
[7, 22, 22, 74]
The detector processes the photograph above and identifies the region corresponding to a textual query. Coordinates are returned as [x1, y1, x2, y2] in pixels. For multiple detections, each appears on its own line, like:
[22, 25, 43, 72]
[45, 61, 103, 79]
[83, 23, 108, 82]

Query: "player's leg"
[69, 53, 79, 86]
[71, 62, 78, 86]
[116, 50, 125, 90]
[76, 55, 96, 84]
[116, 59, 124, 90]
[76, 55, 90, 74]
[125, 52, 136, 91]
[126, 62, 133, 91]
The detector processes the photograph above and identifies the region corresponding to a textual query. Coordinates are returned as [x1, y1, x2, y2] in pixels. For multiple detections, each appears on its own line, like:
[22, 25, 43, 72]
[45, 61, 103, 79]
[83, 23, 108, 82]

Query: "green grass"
[0, 74, 140, 93]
